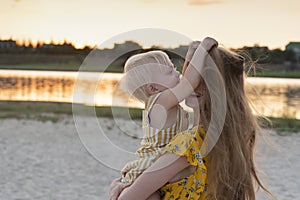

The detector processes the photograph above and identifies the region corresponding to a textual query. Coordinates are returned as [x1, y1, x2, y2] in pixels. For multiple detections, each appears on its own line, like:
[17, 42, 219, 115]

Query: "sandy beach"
[0, 116, 299, 200]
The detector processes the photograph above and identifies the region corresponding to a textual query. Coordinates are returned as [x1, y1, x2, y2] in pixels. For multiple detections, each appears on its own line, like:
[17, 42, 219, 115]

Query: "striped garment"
[121, 92, 188, 183]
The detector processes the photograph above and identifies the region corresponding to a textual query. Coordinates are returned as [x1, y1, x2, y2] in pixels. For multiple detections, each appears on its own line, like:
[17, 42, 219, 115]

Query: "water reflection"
[0, 70, 75, 103]
[245, 78, 300, 119]
[0, 70, 299, 119]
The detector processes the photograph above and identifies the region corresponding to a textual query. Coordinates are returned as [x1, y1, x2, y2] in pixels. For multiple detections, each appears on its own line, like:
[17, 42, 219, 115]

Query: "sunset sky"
[1, 0, 299, 49]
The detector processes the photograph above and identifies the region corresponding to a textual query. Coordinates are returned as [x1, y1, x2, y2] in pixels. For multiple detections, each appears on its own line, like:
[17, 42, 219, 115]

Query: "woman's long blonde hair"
[199, 47, 273, 200]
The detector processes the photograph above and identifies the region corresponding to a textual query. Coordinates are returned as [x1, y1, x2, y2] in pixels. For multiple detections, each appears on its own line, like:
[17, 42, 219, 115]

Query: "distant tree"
[270, 49, 285, 64]
[238, 46, 270, 64]
[284, 50, 297, 63]
[109, 41, 143, 66]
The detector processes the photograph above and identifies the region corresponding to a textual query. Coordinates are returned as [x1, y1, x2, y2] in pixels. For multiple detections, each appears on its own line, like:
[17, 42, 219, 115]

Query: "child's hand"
[200, 37, 218, 52]
[183, 38, 218, 75]
[109, 178, 132, 200]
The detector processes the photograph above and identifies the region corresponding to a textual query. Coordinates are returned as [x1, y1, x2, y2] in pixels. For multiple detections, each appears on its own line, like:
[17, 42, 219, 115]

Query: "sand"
[0, 116, 299, 200]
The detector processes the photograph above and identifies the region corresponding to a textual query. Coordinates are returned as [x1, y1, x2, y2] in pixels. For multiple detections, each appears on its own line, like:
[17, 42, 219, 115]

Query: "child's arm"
[150, 37, 217, 128]
[183, 41, 201, 75]
[157, 37, 217, 110]
[118, 153, 190, 200]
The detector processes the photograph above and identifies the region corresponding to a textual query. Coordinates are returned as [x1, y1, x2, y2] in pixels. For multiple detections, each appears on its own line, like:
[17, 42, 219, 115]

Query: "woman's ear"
[146, 84, 159, 95]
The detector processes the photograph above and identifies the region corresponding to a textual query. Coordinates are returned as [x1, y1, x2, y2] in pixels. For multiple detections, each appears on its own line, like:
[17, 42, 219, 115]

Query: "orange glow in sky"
[1, 0, 300, 49]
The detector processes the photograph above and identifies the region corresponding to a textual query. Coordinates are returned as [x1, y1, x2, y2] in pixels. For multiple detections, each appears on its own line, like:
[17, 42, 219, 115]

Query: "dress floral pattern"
[159, 125, 208, 200]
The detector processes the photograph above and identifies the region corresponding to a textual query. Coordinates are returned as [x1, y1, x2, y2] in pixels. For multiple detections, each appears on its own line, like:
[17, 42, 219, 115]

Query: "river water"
[0, 69, 299, 119]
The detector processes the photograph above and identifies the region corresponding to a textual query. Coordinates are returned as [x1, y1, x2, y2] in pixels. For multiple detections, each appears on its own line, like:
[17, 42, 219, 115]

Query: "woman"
[110, 38, 273, 200]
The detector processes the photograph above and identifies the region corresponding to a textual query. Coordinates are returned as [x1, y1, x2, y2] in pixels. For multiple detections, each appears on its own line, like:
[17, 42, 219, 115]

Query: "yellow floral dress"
[159, 125, 208, 200]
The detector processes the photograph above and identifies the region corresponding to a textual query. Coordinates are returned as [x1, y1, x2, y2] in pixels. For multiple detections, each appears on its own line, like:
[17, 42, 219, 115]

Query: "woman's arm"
[118, 153, 191, 200]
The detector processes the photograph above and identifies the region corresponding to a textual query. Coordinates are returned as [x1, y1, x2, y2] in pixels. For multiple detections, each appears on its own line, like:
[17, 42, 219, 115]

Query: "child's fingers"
[201, 37, 218, 51]
[190, 41, 201, 49]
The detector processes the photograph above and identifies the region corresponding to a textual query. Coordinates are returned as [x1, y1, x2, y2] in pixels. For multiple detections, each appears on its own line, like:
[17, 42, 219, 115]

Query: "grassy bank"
[0, 101, 142, 122]
[248, 71, 300, 78]
[0, 64, 124, 72]
[265, 117, 300, 132]
[0, 101, 299, 132]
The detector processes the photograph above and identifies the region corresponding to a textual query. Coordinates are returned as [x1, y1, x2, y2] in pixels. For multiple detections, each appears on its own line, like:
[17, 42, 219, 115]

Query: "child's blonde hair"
[122, 50, 173, 102]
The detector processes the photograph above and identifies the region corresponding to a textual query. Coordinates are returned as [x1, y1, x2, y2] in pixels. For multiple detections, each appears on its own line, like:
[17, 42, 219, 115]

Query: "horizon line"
[0, 37, 298, 50]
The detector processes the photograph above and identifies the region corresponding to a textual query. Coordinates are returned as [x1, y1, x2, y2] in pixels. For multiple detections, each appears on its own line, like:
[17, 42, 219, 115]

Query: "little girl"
[120, 50, 189, 186]
[118, 38, 217, 199]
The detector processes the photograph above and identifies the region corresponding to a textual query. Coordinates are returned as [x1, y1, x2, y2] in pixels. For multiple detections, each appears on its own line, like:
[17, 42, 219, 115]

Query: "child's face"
[151, 64, 180, 91]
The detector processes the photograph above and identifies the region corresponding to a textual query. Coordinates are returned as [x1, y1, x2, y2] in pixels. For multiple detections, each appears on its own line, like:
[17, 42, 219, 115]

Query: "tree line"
[0, 39, 298, 71]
